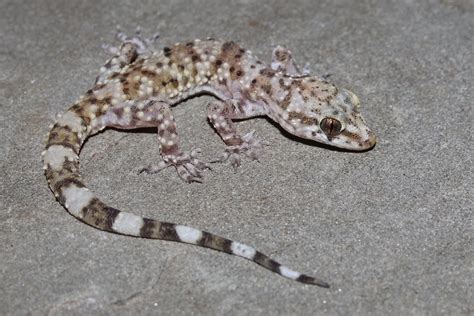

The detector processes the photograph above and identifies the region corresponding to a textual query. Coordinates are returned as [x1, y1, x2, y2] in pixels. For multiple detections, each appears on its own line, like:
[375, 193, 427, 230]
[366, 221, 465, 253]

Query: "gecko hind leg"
[207, 101, 268, 170]
[138, 101, 210, 183]
[271, 45, 310, 76]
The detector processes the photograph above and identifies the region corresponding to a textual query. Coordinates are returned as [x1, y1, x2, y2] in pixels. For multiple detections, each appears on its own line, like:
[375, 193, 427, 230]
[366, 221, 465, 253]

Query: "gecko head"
[276, 79, 376, 150]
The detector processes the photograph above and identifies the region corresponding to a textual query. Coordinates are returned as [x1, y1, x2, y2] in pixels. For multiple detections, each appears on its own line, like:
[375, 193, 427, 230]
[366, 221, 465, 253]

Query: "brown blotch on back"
[141, 69, 156, 78]
[102, 96, 111, 105]
[133, 80, 140, 91]
[222, 41, 238, 52]
[218, 41, 243, 66]
[229, 66, 244, 80]
[170, 78, 179, 89]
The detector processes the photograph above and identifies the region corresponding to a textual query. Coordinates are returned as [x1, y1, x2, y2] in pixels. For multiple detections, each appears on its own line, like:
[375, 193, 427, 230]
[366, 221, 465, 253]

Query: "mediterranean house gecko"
[43, 30, 376, 288]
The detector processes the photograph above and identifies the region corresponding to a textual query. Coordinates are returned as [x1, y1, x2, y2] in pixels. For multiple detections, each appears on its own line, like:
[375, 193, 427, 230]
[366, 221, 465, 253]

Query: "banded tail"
[43, 106, 329, 288]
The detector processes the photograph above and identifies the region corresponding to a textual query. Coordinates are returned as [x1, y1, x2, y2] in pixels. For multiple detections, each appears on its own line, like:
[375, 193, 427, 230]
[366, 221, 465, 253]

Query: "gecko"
[43, 29, 376, 288]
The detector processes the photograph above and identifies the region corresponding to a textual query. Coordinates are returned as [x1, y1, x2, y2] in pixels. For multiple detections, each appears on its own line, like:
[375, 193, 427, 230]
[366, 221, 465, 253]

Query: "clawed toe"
[139, 150, 210, 183]
[212, 132, 267, 170]
[138, 162, 168, 175]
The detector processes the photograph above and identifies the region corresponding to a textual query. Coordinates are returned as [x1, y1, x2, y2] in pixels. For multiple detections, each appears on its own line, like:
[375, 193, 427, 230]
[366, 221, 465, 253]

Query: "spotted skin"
[43, 31, 377, 288]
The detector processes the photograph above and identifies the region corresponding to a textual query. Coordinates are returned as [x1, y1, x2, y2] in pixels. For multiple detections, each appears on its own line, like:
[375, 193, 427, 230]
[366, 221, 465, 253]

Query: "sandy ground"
[1, 0, 472, 315]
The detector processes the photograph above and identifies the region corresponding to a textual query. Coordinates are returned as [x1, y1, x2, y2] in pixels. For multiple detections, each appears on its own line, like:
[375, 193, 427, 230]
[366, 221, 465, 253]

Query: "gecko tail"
[43, 110, 329, 288]
[138, 220, 330, 288]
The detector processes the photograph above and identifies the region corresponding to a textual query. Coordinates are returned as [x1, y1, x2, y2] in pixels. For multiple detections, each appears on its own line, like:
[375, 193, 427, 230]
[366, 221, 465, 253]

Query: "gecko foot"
[212, 131, 269, 170]
[139, 149, 210, 183]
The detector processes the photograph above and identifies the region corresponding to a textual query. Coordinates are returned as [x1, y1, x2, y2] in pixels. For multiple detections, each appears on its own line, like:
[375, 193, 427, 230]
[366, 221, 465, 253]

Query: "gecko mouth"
[337, 129, 376, 150]
[360, 131, 377, 149]
[302, 127, 375, 151]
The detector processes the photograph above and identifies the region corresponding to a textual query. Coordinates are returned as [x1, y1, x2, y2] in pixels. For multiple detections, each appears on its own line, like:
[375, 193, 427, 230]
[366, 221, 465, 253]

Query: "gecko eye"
[320, 117, 342, 137]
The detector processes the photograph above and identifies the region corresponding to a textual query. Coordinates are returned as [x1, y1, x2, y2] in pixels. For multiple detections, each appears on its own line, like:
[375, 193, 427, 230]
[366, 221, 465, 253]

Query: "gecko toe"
[138, 161, 168, 175]
[212, 133, 266, 170]
[141, 149, 209, 182]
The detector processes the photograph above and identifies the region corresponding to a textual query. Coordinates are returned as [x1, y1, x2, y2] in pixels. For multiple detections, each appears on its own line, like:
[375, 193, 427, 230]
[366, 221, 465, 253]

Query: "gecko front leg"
[138, 101, 210, 183]
[207, 100, 268, 170]
[97, 27, 160, 84]
[271, 45, 310, 76]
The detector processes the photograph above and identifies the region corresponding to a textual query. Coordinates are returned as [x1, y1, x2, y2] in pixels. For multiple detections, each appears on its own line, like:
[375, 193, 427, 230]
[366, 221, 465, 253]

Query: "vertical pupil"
[321, 118, 341, 137]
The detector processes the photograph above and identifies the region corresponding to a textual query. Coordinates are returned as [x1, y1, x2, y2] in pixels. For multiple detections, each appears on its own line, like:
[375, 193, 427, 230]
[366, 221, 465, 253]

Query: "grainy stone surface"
[0, 0, 472, 315]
